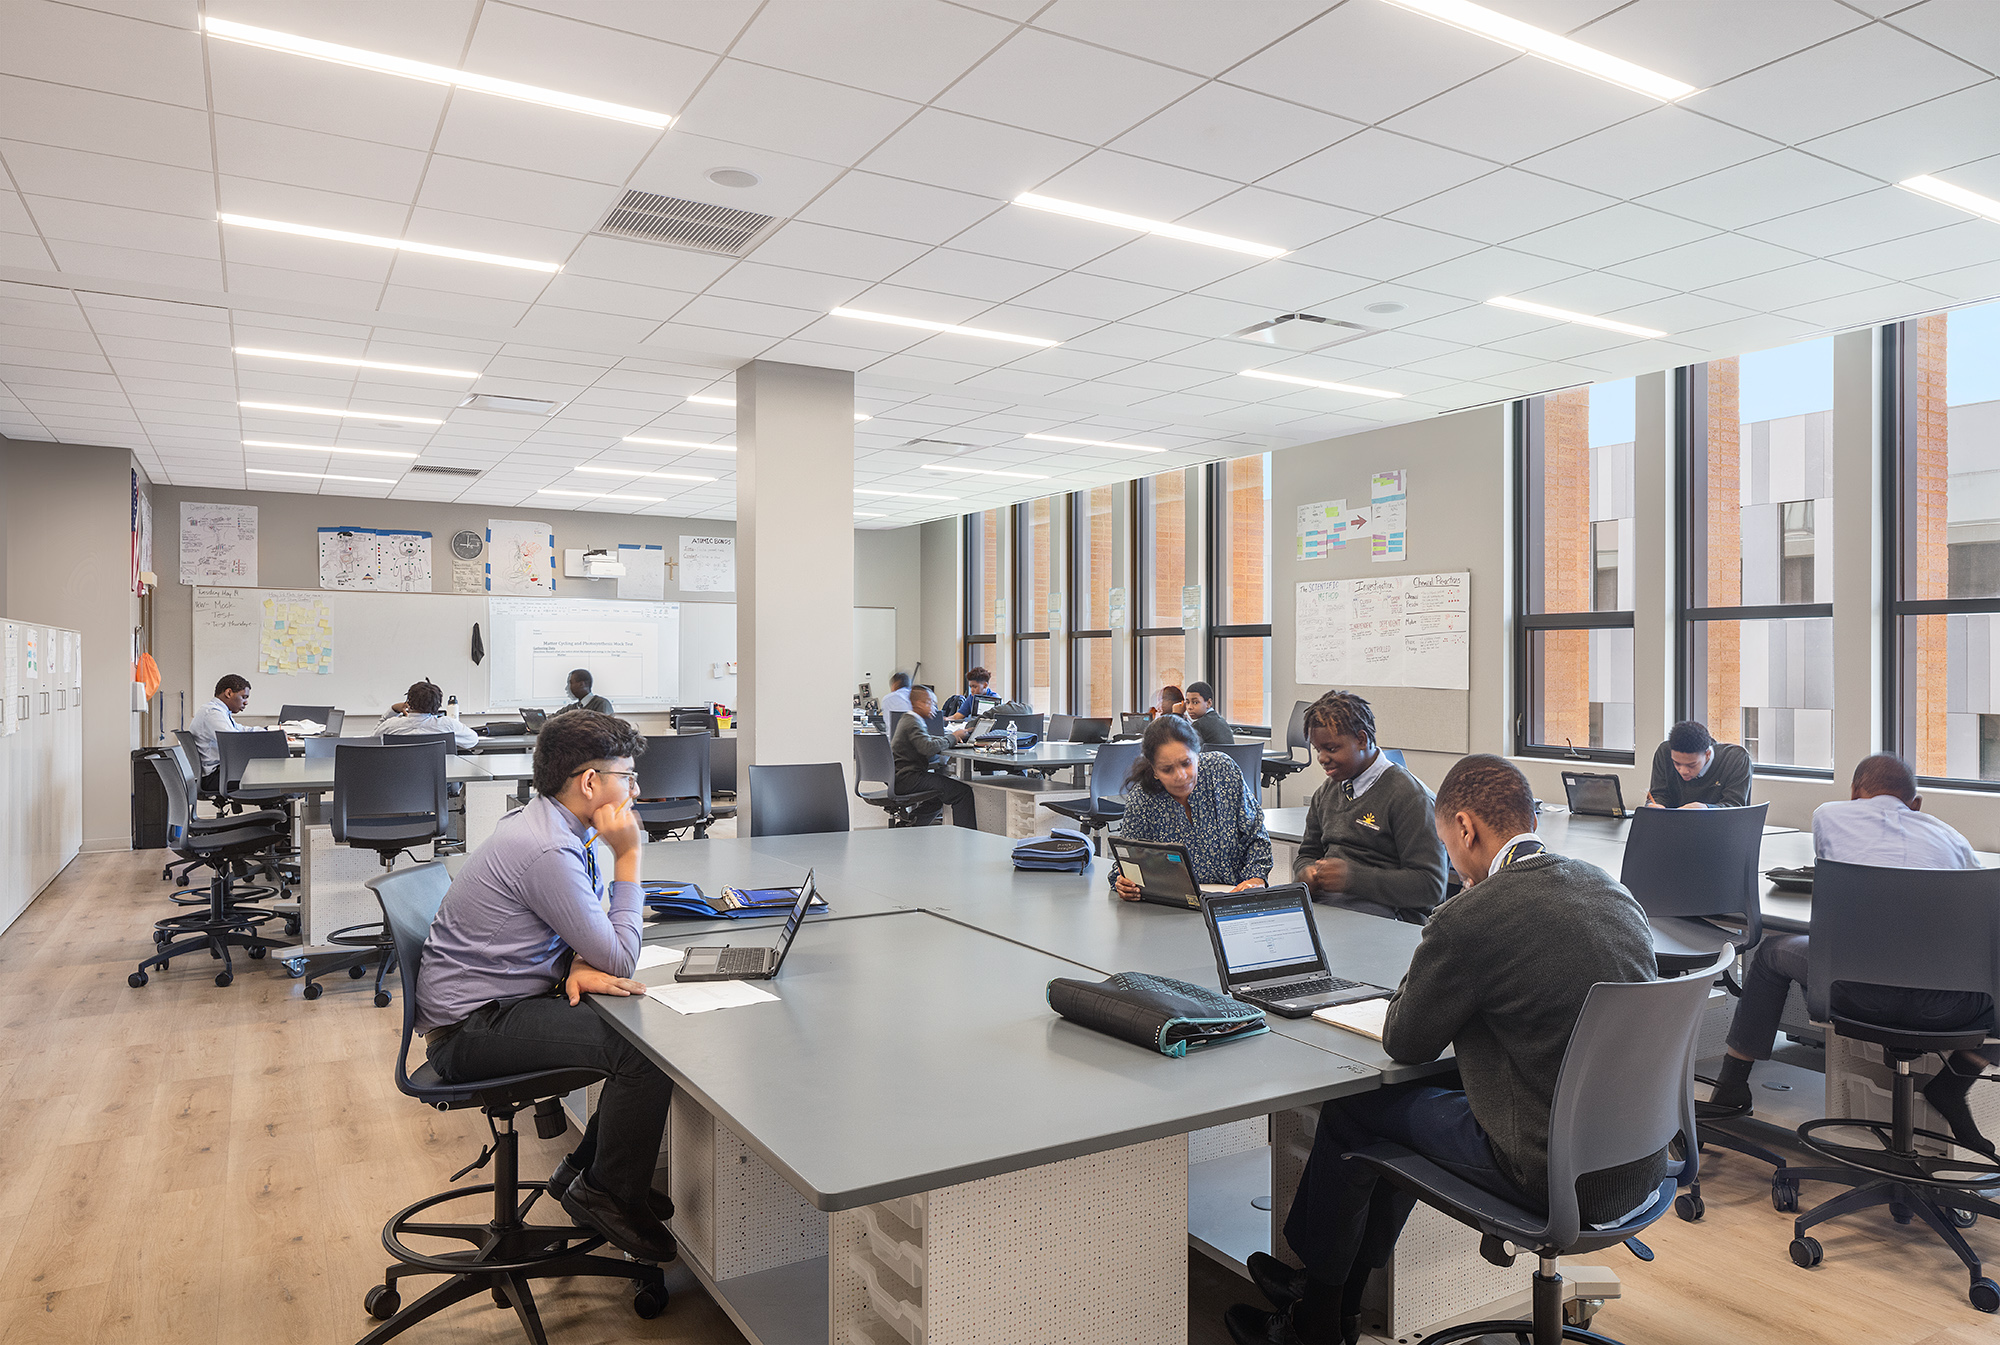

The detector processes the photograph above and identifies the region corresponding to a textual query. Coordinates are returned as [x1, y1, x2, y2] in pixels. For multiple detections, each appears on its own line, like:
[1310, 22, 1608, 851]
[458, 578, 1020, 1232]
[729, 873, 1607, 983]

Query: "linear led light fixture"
[854, 511, 886, 518]
[575, 465, 714, 483]
[1239, 369, 1404, 398]
[855, 488, 957, 500]
[1012, 193, 1286, 259]
[219, 214, 561, 272]
[922, 464, 1050, 479]
[243, 438, 417, 459]
[683, 394, 871, 420]
[239, 400, 445, 424]
[1899, 174, 2000, 223]
[829, 307, 1059, 348]
[625, 436, 735, 451]
[1024, 433, 1166, 453]
[1376, 0, 1698, 101]
[247, 467, 395, 484]
[539, 488, 665, 503]
[202, 18, 673, 127]
[233, 346, 479, 378]
[1484, 295, 1666, 339]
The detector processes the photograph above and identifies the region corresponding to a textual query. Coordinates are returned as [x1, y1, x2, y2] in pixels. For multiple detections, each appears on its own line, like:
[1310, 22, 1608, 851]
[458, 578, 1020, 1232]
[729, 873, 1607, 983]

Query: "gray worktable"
[945, 740, 1106, 770]
[634, 832, 912, 938]
[241, 754, 493, 791]
[598, 907, 1374, 1211]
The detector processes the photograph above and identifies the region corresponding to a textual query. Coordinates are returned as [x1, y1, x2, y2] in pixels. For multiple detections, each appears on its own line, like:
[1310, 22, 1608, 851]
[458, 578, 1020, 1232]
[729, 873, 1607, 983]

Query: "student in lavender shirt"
[414, 711, 675, 1262]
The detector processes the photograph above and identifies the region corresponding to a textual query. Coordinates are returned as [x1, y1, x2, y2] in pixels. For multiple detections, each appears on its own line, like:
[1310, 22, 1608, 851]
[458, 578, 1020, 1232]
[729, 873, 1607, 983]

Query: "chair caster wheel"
[1891, 1202, 1913, 1225]
[364, 1284, 400, 1320]
[1674, 1192, 1703, 1222]
[248, 946, 267, 960]
[1971, 1278, 2000, 1313]
[1789, 1237, 1823, 1269]
[285, 958, 307, 978]
[492, 1287, 509, 1308]
[214, 971, 232, 988]
[1950, 1207, 1978, 1229]
[374, 991, 392, 1008]
[302, 982, 323, 1000]
[128, 971, 148, 988]
[633, 1281, 669, 1319]
[1772, 1178, 1798, 1213]
[285, 920, 300, 937]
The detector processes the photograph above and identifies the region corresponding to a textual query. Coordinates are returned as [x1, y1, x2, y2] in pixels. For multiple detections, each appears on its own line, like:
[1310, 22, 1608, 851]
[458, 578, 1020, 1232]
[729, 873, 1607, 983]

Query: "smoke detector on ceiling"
[1365, 301, 1407, 315]
[458, 394, 565, 416]
[1227, 313, 1380, 353]
[706, 167, 760, 189]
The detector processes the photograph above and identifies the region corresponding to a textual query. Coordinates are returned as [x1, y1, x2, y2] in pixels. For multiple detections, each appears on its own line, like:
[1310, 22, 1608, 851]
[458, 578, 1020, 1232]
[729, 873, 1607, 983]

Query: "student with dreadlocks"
[1289, 689, 1448, 922]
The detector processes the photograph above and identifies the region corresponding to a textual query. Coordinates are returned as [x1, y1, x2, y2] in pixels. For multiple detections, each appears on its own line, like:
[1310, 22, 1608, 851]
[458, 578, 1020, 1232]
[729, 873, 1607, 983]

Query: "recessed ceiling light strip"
[1899, 174, 2000, 223]
[242, 438, 417, 459]
[201, 18, 673, 126]
[922, 464, 1050, 479]
[1375, 0, 1698, 101]
[576, 465, 715, 482]
[625, 436, 736, 451]
[1012, 194, 1286, 259]
[1238, 370, 1404, 398]
[539, 488, 665, 502]
[233, 346, 480, 378]
[247, 467, 396, 484]
[1484, 296, 1666, 339]
[220, 214, 561, 272]
[1025, 433, 1166, 453]
[855, 489, 958, 500]
[829, 307, 1058, 348]
[239, 400, 445, 424]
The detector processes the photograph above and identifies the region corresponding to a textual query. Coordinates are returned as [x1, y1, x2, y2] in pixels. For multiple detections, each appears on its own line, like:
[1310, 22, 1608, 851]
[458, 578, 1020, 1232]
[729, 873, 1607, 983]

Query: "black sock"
[1710, 1054, 1754, 1108]
[1289, 1277, 1345, 1344]
[1923, 1065, 1995, 1157]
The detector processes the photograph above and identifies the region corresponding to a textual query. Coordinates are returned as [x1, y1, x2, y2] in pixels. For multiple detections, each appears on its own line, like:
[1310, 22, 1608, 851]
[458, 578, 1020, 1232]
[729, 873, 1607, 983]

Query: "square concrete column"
[737, 360, 855, 829]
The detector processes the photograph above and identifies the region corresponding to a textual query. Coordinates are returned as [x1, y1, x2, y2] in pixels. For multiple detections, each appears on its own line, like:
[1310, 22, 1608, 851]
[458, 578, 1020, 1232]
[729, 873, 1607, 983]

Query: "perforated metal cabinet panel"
[1189, 1117, 1267, 1164]
[1824, 1029, 2000, 1159]
[832, 1135, 1188, 1345]
[670, 1092, 829, 1281]
[1693, 983, 1734, 1064]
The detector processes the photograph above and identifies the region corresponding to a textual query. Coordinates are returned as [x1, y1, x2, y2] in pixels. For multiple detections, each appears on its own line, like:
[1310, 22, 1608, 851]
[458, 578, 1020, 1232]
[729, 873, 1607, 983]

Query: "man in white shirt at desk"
[189, 673, 252, 790]
[378, 679, 478, 749]
[879, 671, 912, 718]
[1705, 753, 1997, 1156]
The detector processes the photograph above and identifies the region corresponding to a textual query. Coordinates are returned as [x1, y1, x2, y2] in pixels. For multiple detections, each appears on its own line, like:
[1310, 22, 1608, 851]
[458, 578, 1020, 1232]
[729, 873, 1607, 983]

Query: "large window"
[1515, 380, 1636, 760]
[1014, 497, 1053, 713]
[964, 508, 1000, 695]
[1070, 486, 1117, 717]
[1137, 471, 1187, 708]
[1891, 302, 2000, 785]
[1208, 455, 1273, 729]
[1683, 341, 1835, 773]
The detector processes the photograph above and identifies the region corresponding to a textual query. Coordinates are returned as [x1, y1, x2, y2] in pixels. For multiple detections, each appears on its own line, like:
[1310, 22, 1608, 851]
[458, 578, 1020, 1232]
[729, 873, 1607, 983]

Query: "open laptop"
[1068, 717, 1111, 745]
[1562, 770, 1626, 818]
[1200, 884, 1390, 1018]
[675, 870, 816, 982]
[520, 708, 546, 732]
[1109, 837, 1234, 910]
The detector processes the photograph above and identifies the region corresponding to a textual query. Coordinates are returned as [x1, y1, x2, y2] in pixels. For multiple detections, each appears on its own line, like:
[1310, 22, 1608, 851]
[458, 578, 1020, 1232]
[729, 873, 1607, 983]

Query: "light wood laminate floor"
[5, 849, 1997, 1345]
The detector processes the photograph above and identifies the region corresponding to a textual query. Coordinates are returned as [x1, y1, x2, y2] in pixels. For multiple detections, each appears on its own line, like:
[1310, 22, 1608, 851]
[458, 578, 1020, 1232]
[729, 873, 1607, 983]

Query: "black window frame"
[1133, 473, 1186, 715]
[1677, 364, 1834, 781]
[1012, 498, 1052, 710]
[962, 510, 997, 697]
[1067, 488, 1114, 718]
[1204, 458, 1273, 737]
[1512, 397, 1637, 764]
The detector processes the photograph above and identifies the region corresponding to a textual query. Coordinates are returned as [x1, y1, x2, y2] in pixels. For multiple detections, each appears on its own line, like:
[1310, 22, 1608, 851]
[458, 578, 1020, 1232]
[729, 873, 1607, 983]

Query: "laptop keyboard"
[1242, 975, 1362, 1002]
[713, 947, 769, 975]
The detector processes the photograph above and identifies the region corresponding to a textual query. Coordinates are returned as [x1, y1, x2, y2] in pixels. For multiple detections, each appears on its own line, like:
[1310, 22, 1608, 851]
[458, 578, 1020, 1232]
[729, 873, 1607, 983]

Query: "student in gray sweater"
[891, 686, 975, 828]
[1227, 755, 1662, 1345]
[1289, 691, 1447, 921]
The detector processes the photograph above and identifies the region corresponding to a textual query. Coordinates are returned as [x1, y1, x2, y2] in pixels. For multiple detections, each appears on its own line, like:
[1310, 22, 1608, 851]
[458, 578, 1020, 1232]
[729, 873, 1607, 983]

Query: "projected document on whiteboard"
[487, 599, 681, 708]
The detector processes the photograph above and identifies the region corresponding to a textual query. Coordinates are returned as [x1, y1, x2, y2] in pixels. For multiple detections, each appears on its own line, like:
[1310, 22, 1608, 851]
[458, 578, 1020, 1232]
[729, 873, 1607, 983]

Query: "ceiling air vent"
[1227, 313, 1380, 353]
[458, 394, 565, 415]
[406, 464, 483, 478]
[900, 438, 985, 455]
[595, 190, 779, 256]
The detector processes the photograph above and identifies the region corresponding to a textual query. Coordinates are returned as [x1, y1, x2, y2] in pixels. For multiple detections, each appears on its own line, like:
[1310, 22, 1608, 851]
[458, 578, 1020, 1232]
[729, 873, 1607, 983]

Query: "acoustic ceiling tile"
[935, 28, 1204, 144]
[1392, 169, 1617, 247]
[795, 171, 1003, 245]
[1567, 0, 1868, 88]
[1635, 150, 1882, 231]
[1109, 82, 1362, 185]
[1258, 128, 1495, 217]
[1517, 105, 1778, 201]
[860, 108, 1091, 200]
[1224, 0, 1509, 124]
[727, 0, 1012, 102]
[1381, 57, 1657, 165]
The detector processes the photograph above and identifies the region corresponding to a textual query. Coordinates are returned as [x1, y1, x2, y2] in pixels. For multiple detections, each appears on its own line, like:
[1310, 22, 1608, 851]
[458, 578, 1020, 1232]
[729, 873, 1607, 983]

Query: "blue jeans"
[1284, 1083, 1530, 1286]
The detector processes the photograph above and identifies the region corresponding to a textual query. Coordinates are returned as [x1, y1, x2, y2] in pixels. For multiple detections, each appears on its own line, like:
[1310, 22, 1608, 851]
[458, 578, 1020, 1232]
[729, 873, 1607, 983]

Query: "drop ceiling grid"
[0, 0, 1994, 528]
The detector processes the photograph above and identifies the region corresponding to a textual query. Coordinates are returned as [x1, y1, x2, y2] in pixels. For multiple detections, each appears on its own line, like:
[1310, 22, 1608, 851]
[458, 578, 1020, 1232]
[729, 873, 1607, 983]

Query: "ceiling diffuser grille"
[596, 190, 778, 256]
[406, 463, 482, 478]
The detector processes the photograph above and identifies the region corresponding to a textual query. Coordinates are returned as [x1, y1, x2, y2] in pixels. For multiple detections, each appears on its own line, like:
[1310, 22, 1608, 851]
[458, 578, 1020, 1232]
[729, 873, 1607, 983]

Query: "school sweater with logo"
[1290, 761, 1449, 919]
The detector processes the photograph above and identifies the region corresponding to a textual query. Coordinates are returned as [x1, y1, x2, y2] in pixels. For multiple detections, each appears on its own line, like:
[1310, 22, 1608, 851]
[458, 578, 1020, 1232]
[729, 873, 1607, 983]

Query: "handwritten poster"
[617, 543, 666, 601]
[1295, 571, 1468, 690]
[1371, 470, 1407, 564]
[180, 501, 258, 586]
[1297, 498, 1373, 560]
[318, 527, 433, 592]
[487, 519, 557, 596]
[679, 535, 734, 593]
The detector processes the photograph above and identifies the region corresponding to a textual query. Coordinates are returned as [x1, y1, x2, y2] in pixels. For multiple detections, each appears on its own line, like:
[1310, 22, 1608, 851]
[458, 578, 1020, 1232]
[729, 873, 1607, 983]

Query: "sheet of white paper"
[634, 945, 686, 970]
[646, 980, 779, 1014]
[1312, 996, 1390, 1040]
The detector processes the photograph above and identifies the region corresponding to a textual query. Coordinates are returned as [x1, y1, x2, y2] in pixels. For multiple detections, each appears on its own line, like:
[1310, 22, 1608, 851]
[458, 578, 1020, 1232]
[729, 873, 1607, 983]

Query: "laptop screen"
[1112, 839, 1196, 896]
[770, 869, 816, 969]
[1211, 890, 1324, 983]
[1563, 771, 1624, 817]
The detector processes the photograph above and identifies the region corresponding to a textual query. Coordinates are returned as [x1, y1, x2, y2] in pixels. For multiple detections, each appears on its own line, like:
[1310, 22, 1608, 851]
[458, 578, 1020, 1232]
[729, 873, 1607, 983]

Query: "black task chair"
[1262, 699, 1312, 803]
[747, 762, 850, 837]
[885, 710, 906, 739]
[1048, 713, 1076, 742]
[304, 739, 450, 1006]
[1042, 740, 1142, 855]
[1775, 860, 2000, 1312]
[1205, 742, 1267, 798]
[131, 745, 295, 990]
[1068, 716, 1111, 744]
[1343, 948, 1726, 1345]
[853, 730, 938, 827]
[216, 729, 302, 889]
[173, 728, 224, 807]
[987, 711, 1044, 739]
[358, 864, 668, 1344]
[304, 734, 378, 758]
[633, 730, 713, 840]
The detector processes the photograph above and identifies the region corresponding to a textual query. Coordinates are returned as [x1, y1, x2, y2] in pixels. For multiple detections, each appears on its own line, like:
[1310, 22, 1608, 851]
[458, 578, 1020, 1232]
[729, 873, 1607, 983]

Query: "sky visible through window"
[1948, 303, 2000, 406]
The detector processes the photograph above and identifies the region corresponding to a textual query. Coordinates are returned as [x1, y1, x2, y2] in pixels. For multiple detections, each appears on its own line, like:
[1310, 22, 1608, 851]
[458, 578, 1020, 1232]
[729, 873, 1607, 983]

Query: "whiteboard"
[1295, 571, 1469, 691]
[193, 587, 486, 715]
[855, 607, 896, 699]
[681, 601, 736, 708]
[487, 598, 681, 709]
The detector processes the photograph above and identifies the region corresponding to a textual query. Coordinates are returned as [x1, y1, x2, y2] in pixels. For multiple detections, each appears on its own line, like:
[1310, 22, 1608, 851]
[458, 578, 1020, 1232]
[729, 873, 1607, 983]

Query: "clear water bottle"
[1006, 721, 1019, 752]
[447, 694, 458, 715]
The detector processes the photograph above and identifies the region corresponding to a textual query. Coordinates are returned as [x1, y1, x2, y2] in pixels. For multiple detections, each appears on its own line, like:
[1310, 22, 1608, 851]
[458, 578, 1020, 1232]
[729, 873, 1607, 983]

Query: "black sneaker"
[548, 1156, 675, 1221]
[558, 1172, 677, 1263]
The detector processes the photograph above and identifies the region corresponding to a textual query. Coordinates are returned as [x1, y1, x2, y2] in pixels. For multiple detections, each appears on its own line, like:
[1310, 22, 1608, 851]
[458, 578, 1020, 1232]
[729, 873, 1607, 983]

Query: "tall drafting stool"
[1339, 949, 1726, 1345]
[357, 863, 667, 1344]
[1775, 859, 2000, 1312]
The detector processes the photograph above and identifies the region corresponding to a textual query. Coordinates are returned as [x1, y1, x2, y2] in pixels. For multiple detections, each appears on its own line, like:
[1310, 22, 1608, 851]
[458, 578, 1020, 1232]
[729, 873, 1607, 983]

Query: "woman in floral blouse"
[1111, 715, 1272, 899]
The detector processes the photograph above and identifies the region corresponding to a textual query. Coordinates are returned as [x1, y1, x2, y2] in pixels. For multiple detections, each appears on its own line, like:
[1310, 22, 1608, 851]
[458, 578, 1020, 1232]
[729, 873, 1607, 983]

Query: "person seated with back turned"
[415, 710, 675, 1263]
[1291, 690, 1447, 922]
[189, 673, 253, 791]
[1153, 684, 1185, 718]
[890, 685, 976, 828]
[1704, 753, 1998, 1154]
[378, 678, 478, 749]
[1228, 755, 1663, 1345]
[1111, 715, 1270, 899]
[879, 672, 913, 718]
[1183, 680, 1235, 745]
[1645, 718, 1751, 808]
[555, 668, 614, 716]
